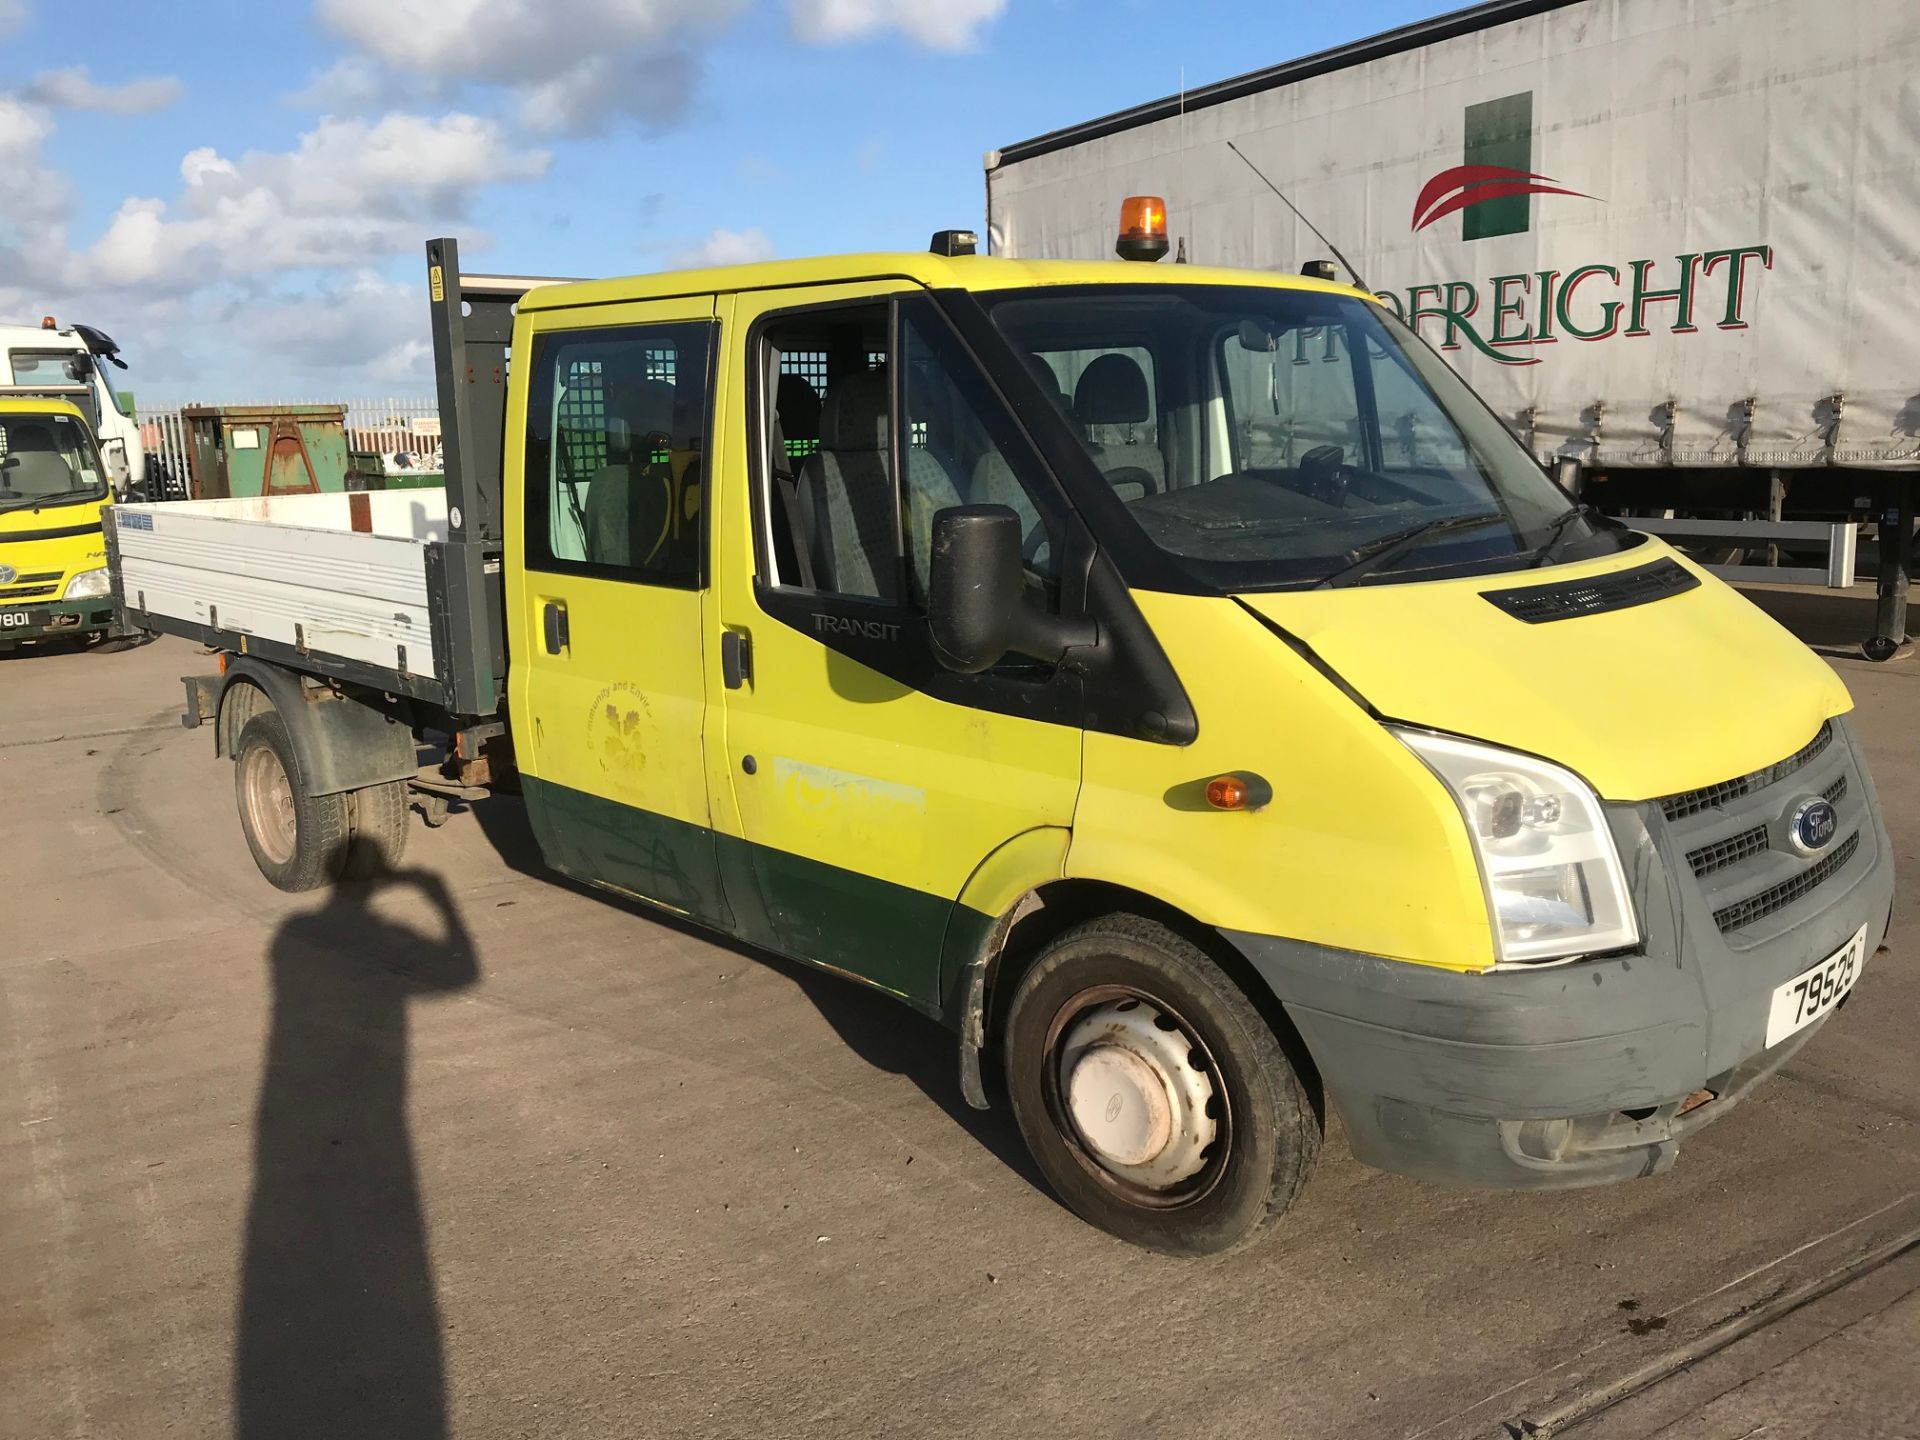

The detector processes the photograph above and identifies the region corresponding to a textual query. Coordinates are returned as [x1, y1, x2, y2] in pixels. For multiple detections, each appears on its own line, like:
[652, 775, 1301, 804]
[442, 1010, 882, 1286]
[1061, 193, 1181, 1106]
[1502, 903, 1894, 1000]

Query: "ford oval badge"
[1787, 797, 1839, 856]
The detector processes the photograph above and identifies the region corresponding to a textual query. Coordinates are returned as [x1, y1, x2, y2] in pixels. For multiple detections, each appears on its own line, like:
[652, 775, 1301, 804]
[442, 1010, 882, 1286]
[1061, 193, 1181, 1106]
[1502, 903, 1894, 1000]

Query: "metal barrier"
[1627, 517, 1859, 588]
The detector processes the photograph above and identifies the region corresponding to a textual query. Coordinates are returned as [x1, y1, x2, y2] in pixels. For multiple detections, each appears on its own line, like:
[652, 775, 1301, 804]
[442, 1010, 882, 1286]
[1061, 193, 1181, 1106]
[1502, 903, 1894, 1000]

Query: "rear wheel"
[343, 780, 410, 878]
[234, 711, 350, 892]
[1003, 915, 1319, 1256]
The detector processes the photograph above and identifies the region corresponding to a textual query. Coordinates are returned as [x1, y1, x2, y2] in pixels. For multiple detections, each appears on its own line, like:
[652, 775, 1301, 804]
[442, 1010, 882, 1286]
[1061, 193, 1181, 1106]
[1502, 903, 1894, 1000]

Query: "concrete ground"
[2, 600, 1916, 1440]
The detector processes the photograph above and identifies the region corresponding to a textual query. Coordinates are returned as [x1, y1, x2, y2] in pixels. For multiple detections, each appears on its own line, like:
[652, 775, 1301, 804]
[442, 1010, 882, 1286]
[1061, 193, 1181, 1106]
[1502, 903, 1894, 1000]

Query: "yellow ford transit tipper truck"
[112, 232, 1894, 1254]
[0, 397, 121, 651]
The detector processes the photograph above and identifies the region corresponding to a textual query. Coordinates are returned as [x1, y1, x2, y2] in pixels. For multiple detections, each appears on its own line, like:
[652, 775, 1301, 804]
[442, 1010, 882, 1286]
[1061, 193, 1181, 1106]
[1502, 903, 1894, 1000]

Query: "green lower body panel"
[0, 598, 118, 644]
[522, 774, 732, 927]
[520, 774, 984, 1015]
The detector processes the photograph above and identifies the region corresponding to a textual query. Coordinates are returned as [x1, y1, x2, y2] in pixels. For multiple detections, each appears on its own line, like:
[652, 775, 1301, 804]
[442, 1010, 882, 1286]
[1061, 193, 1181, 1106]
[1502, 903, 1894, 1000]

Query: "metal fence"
[136, 397, 442, 496]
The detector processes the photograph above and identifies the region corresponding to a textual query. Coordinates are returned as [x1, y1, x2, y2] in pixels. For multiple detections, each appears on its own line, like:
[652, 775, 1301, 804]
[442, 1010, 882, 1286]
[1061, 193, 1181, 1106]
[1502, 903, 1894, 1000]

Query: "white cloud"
[0, 91, 550, 396]
[516, 48, 697, 137]
[76, 112, 549, 291]
[25, 66, 183, 115]
[243, 272, 435, 382]
[0, 95, 71, 235]
[669, 226, 775, 269]
[0, 0, 24, 38]
[281, 57, 394, 115]
[789, 0, 1006, 50]
[311, 0, 743, 135]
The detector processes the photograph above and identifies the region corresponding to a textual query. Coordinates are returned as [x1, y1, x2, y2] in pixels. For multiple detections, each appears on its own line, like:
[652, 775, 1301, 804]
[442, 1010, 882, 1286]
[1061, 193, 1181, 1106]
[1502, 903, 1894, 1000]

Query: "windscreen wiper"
[0, 490, 96, 514]
[1314, 511, 1505, 589]
[1528, 503, 1610, 566]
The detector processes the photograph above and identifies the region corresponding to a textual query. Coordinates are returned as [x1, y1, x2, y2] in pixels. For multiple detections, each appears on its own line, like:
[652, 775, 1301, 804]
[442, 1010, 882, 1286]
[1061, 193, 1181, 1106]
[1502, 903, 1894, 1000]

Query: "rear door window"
[523, 322, 716, 586]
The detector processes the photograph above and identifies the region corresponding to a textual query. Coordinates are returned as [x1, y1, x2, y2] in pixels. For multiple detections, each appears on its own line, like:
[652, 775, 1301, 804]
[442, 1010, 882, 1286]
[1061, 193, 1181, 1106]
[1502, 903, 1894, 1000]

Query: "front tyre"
[234, 711, 350, 892]
[1004, 915, 1319, 1256]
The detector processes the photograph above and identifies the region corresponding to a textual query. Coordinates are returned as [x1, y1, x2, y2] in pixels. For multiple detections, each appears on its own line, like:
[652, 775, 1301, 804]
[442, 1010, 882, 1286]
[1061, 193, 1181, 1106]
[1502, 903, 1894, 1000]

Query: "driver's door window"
[901, 309, 1061, 596]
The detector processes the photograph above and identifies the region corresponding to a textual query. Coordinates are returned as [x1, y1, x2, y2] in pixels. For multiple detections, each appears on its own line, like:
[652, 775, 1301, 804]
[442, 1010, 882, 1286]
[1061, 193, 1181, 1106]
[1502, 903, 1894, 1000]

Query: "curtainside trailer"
[984, 0, 1920, 655]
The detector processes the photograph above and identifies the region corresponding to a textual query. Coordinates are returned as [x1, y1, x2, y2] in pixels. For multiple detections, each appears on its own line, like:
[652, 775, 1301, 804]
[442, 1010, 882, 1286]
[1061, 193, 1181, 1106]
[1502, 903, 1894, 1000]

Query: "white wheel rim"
[1058, 999, 1218, 1189]
[240, 745, 297, 867]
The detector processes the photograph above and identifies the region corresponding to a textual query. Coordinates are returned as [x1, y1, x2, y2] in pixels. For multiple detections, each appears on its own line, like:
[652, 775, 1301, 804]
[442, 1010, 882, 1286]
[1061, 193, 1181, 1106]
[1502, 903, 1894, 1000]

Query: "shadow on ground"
[235, 871, 479, 1440]
[466, 791, 1045, 1199]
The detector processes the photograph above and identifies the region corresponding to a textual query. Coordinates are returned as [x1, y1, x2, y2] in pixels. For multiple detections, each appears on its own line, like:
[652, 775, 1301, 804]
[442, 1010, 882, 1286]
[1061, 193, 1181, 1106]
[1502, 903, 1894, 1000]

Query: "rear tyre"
[343, 780, 411, 878]
[234, 711, 350, 892]
[1003, 914, 1319, 1256]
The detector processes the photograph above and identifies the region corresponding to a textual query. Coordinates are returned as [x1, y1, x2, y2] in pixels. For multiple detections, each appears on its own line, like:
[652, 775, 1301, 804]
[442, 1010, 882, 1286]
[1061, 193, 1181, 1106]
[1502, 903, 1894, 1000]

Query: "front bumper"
[1227, 716, 1896, 1190]
[0, 597, 120, 643]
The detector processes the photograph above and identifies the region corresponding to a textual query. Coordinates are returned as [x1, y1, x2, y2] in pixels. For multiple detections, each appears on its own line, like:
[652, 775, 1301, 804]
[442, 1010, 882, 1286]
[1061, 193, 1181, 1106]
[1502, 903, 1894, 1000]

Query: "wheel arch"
[951, 872, 1324, 1126]
[213, 657, 417, 797]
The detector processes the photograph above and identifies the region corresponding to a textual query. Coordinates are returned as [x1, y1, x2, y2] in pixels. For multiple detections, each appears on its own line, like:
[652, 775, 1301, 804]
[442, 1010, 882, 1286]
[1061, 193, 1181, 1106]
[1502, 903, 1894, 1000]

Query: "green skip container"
[181, 405, 352, 499]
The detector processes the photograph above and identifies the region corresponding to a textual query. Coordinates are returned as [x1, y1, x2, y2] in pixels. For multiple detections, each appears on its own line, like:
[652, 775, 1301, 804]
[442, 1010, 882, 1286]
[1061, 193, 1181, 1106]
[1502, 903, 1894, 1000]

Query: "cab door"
[508, 296, 733, 927]
[705, 289, 1083, 1008]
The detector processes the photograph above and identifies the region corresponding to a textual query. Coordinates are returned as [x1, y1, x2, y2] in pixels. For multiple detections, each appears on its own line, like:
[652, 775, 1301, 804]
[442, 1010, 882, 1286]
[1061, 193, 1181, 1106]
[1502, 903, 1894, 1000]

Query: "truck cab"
[0, 398, 120, 649]
[120, 239, 1894, 1255]
[2, 320, 144, 494]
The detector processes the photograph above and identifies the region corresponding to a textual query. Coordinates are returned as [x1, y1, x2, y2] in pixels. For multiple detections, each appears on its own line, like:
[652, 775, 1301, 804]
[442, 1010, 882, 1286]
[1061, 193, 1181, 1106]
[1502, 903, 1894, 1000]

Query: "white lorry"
[984, 0, 1920, 655]
[1, 319, 145, 494]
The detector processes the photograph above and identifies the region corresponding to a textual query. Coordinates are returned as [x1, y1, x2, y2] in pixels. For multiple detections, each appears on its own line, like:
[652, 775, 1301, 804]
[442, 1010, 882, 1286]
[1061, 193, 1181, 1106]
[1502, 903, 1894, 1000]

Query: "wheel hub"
[241, 746, 297, 867]
[1059, 1000, 1217, 1188]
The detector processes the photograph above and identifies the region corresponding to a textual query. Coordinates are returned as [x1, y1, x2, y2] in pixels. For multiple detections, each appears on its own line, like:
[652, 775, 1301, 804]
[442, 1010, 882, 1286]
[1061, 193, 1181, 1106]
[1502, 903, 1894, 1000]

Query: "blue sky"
[0, 0, 1440, 400]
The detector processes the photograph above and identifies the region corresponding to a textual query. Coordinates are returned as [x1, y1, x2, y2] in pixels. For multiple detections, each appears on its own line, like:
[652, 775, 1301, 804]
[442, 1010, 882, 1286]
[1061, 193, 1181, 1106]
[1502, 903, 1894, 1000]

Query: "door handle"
[721, 628, 752, 690]
[542, 601, 569, 655]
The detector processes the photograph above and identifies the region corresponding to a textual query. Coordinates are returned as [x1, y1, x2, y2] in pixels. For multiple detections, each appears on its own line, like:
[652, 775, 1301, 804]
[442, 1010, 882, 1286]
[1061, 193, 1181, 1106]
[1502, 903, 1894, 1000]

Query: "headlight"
[1395, 728, 1639, 964]
[63, 567, 112, 601]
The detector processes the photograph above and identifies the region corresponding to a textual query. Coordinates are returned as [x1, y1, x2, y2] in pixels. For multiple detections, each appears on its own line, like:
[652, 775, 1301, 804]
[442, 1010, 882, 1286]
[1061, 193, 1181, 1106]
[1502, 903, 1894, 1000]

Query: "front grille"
[1685, 773, 1853, 881]
[1713, 831, 1861, 932]
[1660, 722, 1834, 821]
[0, 583, 58, 600]
[1688, 826, 1768, 878]
[1482, 558, 1700, 624]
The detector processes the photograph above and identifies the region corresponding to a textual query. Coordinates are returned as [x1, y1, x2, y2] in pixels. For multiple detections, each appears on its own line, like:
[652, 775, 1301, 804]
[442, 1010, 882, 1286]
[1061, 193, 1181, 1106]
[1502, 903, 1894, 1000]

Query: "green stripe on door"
[1463, 91, 1533, 241]
[521, 773, 979, 1015]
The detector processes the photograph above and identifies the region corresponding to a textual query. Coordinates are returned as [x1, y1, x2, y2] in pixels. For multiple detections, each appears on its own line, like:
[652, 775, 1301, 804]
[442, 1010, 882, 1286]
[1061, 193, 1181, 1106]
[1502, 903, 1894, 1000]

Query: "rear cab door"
[506, 292, 733, 925]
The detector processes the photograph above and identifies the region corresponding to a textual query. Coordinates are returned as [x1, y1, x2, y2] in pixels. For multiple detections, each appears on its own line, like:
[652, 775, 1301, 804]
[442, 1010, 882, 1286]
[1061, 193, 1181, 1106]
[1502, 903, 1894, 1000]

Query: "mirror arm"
[1007, 609, 1098, 665]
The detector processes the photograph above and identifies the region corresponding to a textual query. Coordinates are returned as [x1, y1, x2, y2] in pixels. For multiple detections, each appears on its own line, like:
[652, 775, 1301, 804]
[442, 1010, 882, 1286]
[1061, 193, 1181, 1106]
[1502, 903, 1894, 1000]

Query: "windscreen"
[0, 412, 107, 510]
[7, 350, 87, 385]
[983, 285, 1627, 590]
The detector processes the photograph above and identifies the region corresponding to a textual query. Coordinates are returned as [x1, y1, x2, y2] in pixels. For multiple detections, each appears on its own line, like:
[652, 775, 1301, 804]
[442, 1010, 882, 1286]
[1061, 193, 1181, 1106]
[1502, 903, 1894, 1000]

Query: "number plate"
[0, 609, 41, 630]
[1766, 924, 1868, 1047]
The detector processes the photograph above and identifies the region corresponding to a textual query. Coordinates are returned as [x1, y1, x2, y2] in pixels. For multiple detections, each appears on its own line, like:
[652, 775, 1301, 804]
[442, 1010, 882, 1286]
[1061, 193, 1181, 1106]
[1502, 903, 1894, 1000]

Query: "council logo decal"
[1411, 91, 1592, 240]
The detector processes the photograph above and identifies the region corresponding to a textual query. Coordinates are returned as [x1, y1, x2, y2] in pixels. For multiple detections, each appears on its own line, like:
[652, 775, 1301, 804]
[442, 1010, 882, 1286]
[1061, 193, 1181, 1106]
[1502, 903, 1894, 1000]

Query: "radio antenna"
[1226, 141, 1371, 293]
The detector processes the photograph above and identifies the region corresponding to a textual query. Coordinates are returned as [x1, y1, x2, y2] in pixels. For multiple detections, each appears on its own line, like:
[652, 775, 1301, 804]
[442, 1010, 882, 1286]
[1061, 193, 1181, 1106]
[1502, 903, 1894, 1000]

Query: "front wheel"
[1003, 915, 1319, 1256]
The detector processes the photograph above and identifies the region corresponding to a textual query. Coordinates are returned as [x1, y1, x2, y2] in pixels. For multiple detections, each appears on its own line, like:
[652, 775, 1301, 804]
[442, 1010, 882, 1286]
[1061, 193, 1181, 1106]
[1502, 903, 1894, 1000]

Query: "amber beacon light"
[1116, 195, 1170, 262]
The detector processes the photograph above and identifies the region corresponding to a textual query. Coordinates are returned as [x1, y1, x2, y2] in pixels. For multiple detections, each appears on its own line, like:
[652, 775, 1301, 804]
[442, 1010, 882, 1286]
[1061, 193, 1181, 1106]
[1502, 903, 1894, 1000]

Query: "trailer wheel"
[343, 780, 411, 878]
[1002, 915, 1319, 1256]
[234, 711, 350, 892]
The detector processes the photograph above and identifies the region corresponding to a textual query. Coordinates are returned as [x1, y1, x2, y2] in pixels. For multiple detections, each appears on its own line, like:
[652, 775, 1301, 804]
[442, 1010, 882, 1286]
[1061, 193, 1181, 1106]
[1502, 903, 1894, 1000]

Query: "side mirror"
[927, 504, 1095, 674]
